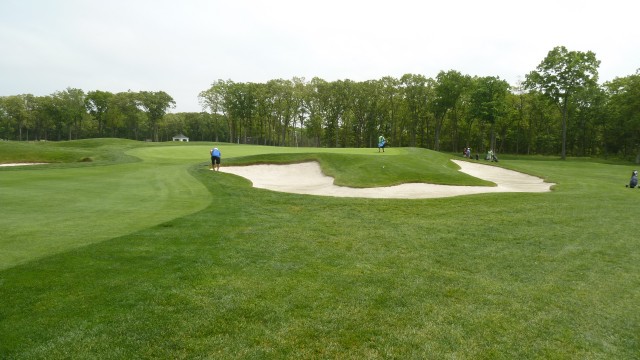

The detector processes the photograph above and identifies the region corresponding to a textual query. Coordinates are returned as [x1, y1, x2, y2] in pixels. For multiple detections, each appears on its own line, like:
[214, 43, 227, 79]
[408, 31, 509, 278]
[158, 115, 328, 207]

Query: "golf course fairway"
[0, 148, 210, 270]
[1, 140, 638, 359]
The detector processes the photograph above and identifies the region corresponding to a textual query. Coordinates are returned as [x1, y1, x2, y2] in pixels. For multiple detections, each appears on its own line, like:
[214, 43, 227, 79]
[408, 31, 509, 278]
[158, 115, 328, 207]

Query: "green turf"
[0, 139, 639, 359]
[0, 140, 209, 269]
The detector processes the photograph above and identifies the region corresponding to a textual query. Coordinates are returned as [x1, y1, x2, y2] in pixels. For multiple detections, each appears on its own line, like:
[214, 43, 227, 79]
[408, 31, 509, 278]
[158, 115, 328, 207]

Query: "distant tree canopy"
[0, 89, 181, 142]
[2, 46, 640, 161]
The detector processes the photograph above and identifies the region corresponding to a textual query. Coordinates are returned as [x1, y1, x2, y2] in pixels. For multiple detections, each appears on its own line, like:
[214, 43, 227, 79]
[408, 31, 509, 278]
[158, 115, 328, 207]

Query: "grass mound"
[0, 138, 144, 165]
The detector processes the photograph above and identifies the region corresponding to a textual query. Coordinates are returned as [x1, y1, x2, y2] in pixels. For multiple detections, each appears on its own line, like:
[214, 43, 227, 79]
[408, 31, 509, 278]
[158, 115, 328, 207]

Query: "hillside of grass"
[0, 139, 211, 269]
[0, 138, 146, 166]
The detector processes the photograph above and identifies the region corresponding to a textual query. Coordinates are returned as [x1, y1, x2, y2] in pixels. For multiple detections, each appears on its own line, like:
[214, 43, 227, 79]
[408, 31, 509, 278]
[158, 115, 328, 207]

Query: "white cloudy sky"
[1, 0, 638, 112]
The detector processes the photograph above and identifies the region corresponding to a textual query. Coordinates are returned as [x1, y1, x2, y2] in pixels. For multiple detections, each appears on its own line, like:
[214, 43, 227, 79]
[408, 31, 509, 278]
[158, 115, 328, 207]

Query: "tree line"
[1, 46, 639, 161]
[0, 89, 182, 142]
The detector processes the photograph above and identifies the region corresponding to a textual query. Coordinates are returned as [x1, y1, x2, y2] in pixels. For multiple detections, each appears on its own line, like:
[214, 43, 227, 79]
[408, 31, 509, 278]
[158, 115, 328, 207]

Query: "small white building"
[172, 134, 189, 142]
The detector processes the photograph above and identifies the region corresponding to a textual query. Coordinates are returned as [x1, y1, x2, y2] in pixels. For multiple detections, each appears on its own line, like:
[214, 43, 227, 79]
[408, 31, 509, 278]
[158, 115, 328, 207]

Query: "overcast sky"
[1, 0, 639, 112]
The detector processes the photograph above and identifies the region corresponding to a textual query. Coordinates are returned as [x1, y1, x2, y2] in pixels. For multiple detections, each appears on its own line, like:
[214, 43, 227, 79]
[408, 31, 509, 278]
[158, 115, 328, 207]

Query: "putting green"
[128, 143, 404, 163]
[0, 148, 211, 270]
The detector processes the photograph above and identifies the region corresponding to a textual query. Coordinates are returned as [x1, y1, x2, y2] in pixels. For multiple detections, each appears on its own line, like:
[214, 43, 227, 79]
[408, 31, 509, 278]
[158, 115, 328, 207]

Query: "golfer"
[210, 147, 221, 171]
[378, 135, 386, 152]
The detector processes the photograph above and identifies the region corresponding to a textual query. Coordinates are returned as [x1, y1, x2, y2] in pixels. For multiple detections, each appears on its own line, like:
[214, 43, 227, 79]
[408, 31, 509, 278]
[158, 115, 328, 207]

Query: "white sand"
[219, 160, 554, 199]
[0, 163, 47, 167]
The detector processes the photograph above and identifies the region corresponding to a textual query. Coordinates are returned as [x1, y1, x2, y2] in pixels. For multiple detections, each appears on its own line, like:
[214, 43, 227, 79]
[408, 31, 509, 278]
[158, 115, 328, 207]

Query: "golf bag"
[629, 170, 638, 188]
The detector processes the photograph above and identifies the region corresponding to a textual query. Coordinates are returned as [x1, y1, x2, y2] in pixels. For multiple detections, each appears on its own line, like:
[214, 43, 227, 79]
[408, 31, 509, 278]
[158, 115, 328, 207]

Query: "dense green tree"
[570, 84, 606, 156]
[106, 91, 143, 139]
[199, 80, 235, 142]
[0, 95, 28, 140]
[604, 71, 640, 162]
[508, 81, 528, 154]
[379, 77, 400, 146]
[31, 95, 56, 140]
[137, 91, 175, 142]
[52, 88, 86, 140]
[225, 81, 256, 144]
[85, 90, 114, 137]
[0, 99, 8, 138]
[524, 46, 600, 159]
[469, 76, 510, 153]
[291, 77, 307, 147]
[400, 74, 431, 147]
[160, 113, 186, 141]
[528, 92, 561, 155]
[267, 79, 297, 146]
[303, 77, 327, 147]
[349, 80, 379, 148]
[0, 94, 40, 140]
[432, 70, 469, 151]
[313, 79, 345, 147]
[253, 82, 275, 145]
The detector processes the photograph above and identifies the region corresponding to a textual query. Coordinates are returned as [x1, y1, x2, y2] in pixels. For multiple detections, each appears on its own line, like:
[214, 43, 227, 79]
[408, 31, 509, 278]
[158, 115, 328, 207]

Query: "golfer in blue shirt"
[210, 147, 221, 171]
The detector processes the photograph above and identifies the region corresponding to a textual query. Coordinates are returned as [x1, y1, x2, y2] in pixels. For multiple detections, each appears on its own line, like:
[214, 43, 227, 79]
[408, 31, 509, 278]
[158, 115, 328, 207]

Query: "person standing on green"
[378, 135, 386, 153]
[210, 147, 221, 171]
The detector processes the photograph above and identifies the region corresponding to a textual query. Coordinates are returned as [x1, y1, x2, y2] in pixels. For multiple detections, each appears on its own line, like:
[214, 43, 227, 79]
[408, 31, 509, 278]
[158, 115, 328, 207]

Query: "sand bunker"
[220, 160, 554, 199]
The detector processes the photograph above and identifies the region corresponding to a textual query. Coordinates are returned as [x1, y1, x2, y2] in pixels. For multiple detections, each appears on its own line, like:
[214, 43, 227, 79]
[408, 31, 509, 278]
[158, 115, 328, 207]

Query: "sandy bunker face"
[220, 160, 554, 199]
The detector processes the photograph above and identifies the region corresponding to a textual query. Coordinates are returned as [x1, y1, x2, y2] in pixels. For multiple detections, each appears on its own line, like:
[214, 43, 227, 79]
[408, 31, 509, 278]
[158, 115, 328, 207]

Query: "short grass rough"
[0, 139, 639, 359]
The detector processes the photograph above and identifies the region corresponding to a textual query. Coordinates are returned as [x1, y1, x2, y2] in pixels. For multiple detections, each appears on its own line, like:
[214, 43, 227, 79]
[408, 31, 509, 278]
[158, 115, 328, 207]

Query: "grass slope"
[0, 140, 210, 269]
[0, 140, 639, 359]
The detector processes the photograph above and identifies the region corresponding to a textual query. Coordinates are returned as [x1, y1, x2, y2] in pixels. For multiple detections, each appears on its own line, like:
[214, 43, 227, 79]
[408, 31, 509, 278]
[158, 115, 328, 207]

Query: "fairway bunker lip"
[219, 160, 554, 199]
